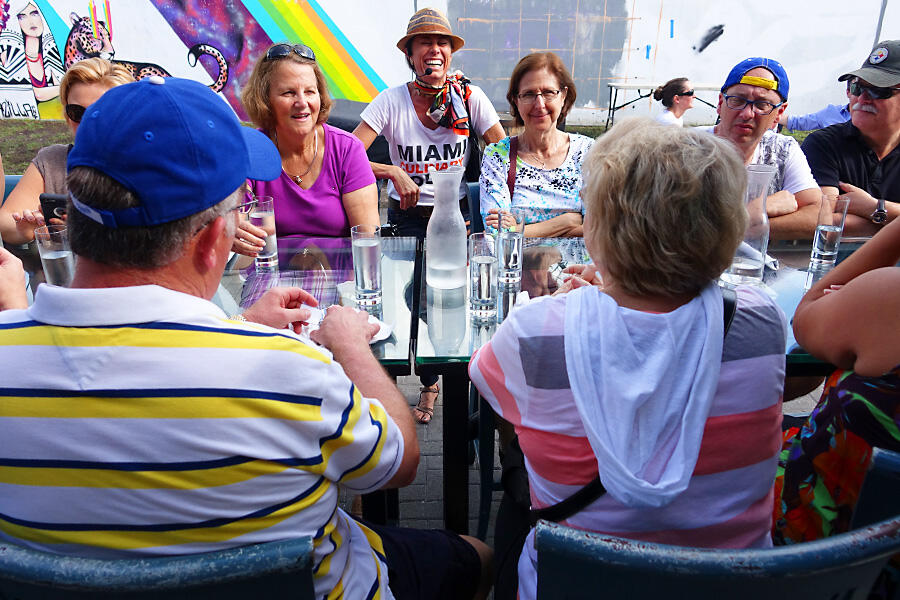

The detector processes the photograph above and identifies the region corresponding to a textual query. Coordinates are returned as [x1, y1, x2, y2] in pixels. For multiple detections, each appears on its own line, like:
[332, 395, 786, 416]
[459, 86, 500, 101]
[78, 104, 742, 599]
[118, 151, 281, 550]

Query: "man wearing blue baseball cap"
[802, 40, 900, 237]
[710, 57, 820, 239]
[0, 77, 490, 600]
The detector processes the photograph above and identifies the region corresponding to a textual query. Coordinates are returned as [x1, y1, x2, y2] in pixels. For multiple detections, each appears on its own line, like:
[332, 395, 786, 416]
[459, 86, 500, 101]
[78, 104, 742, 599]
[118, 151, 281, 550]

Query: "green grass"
[0, 119, 71, 174]
[0, 118, 812, 175]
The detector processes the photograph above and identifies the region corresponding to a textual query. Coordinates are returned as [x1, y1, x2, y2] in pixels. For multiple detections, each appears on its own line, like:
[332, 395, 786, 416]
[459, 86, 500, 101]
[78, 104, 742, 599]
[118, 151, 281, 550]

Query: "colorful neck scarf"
[412, 72, 472, 136]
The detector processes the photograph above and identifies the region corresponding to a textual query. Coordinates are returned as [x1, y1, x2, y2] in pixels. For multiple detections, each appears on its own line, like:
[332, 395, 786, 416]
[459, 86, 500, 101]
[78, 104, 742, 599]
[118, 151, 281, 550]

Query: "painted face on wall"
[17, 3, 43, 38]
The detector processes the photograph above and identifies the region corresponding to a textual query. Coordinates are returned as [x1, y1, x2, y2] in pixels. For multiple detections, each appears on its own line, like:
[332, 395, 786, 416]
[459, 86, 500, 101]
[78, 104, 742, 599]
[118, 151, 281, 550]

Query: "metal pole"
[874, 0, 889, 46]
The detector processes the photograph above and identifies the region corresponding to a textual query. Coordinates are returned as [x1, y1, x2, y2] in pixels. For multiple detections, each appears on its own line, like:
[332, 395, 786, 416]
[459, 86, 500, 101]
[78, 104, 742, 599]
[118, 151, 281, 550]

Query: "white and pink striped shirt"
[469, 286, 786, 600]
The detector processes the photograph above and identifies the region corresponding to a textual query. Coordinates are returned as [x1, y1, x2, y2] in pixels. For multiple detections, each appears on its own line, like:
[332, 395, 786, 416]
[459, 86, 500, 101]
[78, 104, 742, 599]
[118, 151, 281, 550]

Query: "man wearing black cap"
[802, 40, 900, 237]
[0, 77, 490, 600]
[711, 57, 821, 240]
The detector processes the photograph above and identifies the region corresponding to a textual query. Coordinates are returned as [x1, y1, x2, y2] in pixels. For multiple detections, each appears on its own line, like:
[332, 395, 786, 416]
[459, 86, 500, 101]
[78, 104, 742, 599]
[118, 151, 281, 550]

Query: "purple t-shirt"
[248, 123, 375, 237]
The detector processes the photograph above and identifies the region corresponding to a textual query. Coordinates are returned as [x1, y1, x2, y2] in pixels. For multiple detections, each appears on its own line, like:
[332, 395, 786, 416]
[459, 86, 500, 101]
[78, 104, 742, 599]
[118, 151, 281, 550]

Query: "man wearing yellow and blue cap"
[711, 57, 820, 239]
[802, 40, 900, 237]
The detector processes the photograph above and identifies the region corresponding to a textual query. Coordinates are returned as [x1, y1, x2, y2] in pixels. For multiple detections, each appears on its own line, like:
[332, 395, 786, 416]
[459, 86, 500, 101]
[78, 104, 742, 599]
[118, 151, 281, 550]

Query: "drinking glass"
[34, 224, 74, 287]
[351, 224, 382, 306]
[468, 232, 498, 320]
[497, 208, 525, 286]
[805, 194, 851, 289]
[721, 164, 775, 287]
[249, 196, 277, 271]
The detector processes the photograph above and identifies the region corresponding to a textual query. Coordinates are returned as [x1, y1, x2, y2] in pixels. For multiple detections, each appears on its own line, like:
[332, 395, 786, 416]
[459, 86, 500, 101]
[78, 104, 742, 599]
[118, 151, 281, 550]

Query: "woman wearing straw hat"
[353, 7, 504, 424]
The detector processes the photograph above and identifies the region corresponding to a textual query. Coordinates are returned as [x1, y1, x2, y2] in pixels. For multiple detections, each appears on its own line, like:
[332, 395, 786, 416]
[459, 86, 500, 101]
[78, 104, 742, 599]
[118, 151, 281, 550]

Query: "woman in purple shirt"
[236, 43, 378, 249]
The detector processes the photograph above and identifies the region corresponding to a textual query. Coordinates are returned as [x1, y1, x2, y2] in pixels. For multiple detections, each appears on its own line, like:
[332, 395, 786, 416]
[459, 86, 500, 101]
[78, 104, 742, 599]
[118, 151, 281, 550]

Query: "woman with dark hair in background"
[653, 77, 694, 127]
[480, 52, 592, 237]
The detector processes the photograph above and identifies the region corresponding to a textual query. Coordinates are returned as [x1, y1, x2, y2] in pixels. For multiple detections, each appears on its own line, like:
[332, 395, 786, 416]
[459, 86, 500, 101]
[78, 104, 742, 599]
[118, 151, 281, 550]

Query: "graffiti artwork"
[0, 1, 64, 119]
[0, 1, 385, 121]
[64, 12, 228, 93]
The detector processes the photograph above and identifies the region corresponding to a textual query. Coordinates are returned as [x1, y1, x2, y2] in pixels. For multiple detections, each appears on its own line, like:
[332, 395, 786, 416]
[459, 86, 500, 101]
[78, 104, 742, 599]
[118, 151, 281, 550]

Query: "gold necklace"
[278, 129, 318, 185]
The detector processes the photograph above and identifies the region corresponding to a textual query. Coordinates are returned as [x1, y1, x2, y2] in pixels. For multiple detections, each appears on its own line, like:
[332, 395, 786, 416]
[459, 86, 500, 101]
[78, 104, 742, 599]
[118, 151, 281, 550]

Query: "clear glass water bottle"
[425, 166, 467, 289]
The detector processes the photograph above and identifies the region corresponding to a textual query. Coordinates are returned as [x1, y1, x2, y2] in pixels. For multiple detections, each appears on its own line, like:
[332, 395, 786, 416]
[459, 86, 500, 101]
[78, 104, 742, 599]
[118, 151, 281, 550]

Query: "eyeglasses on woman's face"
[265, 43, 316, 62]
[722, 94, 783, 115]
[517, 88, 565, 105]
[676, 89, 695, 96]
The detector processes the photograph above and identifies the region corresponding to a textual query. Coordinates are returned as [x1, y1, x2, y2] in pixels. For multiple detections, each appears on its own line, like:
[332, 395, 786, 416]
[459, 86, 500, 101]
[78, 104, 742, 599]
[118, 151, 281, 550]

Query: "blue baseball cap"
[721, 57, 789, 102]
[67, 76, 281, 228]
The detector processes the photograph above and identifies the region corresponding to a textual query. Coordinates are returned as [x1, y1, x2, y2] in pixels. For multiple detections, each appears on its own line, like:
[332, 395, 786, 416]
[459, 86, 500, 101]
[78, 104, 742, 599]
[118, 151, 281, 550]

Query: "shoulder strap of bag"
[506, 136, 518, 198]
[528, 285, 739, 526]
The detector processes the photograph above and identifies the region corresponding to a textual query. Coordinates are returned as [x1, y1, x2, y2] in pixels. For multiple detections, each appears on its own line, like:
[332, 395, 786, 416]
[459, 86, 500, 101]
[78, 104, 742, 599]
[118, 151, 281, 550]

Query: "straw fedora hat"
[396, 8, 465, 54]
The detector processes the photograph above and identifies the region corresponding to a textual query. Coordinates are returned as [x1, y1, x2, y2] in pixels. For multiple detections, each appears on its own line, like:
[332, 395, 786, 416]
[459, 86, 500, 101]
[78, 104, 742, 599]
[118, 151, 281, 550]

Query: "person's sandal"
[413, 384, 439, 424]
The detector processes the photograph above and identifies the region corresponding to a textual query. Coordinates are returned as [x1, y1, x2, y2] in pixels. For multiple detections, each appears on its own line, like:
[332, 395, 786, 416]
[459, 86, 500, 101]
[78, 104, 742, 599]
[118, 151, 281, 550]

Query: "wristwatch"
[871, 198, 888, 224]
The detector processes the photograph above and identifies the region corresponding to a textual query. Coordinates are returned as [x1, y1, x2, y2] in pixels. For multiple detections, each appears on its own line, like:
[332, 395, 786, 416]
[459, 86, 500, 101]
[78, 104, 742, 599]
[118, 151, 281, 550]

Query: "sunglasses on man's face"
[848, 79, 900, 100]
[65, 104, 86, 123]
[265, 43, 316, 62]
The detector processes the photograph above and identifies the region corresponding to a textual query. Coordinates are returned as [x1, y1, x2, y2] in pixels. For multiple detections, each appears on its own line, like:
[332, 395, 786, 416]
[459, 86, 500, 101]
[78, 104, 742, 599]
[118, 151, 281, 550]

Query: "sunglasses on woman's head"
[65, 104, 86, 123]
[265, 43, 316, 62]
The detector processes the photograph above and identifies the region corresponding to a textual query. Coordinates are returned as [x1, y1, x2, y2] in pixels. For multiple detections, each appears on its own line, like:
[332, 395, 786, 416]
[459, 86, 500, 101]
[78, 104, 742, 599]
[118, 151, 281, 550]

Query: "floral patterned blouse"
[478, 134, 593, 233]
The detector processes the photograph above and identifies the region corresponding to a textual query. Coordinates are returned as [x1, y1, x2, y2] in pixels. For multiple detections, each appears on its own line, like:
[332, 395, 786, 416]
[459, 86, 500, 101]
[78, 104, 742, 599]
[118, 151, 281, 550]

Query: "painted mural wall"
[0, 0, 894, 124]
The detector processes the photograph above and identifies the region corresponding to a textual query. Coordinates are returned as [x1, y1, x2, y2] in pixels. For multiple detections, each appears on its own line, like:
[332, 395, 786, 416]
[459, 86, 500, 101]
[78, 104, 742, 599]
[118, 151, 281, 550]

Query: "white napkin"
[300, 304, 392, 344]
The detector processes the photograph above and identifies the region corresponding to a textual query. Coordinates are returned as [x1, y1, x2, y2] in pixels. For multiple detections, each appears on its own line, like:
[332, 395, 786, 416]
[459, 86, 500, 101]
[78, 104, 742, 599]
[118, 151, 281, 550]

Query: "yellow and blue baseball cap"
[721, 57, 789, 102]
[67, 76, 281, 228]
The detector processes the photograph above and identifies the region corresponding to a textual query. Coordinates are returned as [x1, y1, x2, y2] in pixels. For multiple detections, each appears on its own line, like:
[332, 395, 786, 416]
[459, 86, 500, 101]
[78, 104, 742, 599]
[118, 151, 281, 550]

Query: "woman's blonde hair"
[60, 58, 134, 106]
[581, 118, 747, 297]
[241, 46, 332, 132]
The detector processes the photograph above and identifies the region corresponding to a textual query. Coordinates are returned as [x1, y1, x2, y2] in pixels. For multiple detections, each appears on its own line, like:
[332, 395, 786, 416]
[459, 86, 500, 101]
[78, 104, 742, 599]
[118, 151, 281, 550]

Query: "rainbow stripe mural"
[241, 0, 385, 102]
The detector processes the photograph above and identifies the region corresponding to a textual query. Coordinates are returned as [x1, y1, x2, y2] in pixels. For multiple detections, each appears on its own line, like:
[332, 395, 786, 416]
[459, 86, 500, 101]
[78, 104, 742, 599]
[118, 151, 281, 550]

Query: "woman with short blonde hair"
[471, 119, 787, 600]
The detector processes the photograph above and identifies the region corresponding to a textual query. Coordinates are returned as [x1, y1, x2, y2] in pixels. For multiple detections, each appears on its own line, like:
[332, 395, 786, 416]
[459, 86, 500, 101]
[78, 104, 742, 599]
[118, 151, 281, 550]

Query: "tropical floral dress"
[774, 365, 900, 543]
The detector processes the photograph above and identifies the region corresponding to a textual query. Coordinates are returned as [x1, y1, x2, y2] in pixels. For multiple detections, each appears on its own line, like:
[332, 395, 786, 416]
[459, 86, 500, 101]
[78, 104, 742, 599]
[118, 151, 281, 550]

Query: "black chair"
[0, 537, 315, 599]
[852, 447, 900, 528]
[467, 182, 484, 233]
[535, 516, 900, 600]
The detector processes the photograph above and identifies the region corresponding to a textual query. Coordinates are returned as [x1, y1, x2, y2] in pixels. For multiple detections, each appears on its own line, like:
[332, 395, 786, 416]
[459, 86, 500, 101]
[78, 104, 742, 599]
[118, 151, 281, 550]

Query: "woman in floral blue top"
[480, 52, 593, 237]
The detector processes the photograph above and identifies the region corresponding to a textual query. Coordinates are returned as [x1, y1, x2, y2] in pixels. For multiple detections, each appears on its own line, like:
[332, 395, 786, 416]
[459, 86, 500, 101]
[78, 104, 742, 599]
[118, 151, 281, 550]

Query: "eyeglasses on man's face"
[265, 43, 316, 62]
[722, 94, 783, 115]
[517, 88, 565, 104]
[848, 78, 900, 100]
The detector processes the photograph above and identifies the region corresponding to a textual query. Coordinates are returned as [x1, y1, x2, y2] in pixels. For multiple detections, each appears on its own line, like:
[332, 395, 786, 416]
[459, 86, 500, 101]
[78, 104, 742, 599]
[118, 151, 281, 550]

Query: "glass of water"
[34, 224, 74, 287]
[249, 196, 278, 271]
[805, 194, 851, 289]
[351, 224, 382, 306]
[468, 232, 498, 321]
[497, 209, 525, 287]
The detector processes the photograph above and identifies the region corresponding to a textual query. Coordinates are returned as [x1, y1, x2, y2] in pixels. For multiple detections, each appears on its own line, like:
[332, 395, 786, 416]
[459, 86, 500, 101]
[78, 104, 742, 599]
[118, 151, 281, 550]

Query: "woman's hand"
[484, 208, 519, 232]
[0, 247, 28, 311]
[231, 220, 266, 257]
[392, 166, 421, 209]
[552, 264, 602, 295]
[11, 209, 45, 241]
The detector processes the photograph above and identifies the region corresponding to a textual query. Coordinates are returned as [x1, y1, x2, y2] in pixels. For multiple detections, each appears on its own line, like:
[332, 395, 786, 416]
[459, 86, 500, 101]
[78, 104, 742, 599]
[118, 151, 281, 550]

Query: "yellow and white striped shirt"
[0, 284, 403, 600]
